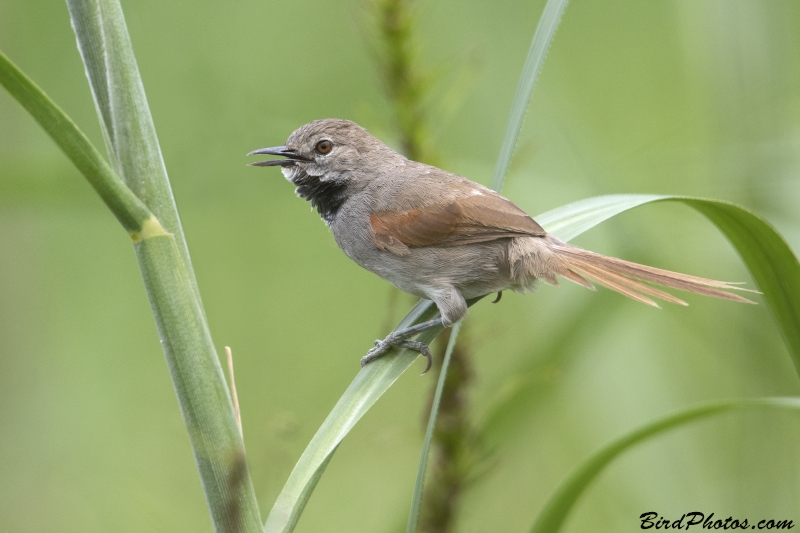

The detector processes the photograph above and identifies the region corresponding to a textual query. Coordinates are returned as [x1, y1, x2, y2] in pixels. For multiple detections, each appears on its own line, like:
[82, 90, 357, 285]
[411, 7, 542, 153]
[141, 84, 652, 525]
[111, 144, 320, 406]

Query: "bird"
[248, 118, 755, 373]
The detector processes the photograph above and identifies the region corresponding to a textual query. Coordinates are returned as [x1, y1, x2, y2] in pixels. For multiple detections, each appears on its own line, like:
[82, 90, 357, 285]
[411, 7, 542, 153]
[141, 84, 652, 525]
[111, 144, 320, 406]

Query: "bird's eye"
[315, 140, 333, 155]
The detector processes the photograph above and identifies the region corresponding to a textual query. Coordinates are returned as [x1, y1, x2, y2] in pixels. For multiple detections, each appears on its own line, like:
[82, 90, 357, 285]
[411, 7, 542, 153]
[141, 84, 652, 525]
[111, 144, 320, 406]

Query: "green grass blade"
[535, 194, 665, 242]
[681, 199, 800, 373]
[490, 0, 569, 192]
[535, 194, 800, 375]
[65, 2, 262, 530]
[528, 398, 800, 533]
[0, 49, 153, 236]
[406, 320, 463, 533]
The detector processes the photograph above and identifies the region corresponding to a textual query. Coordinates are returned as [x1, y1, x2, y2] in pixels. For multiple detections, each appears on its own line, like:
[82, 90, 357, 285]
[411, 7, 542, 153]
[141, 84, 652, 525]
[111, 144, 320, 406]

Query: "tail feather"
[561, 268, 596, 290]
[571, 261, 660, 307]
[569, 260, 689, 307]
[551, 244, 757, 306]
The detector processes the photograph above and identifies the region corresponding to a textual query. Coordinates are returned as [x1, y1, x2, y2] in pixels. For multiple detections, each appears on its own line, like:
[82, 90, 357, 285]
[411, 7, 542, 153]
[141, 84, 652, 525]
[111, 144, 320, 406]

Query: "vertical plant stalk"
[64, 1, 262, 531]
[67, 0, 192, 261]
[373, 0, 435, 164]
[383, 0, 570, 529]
[136, 235, 261, 532]
[371, 2, 478, 529]
[1, 42, 261, 530]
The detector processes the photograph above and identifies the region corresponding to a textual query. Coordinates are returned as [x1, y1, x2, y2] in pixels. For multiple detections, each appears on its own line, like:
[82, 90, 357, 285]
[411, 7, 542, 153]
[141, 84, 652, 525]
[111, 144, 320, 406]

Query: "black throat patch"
[291, 170, 348, 224]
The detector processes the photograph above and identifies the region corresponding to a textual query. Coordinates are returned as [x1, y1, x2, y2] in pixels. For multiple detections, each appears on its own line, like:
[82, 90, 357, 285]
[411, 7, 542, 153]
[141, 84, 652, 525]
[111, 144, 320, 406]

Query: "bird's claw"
[400, 340, 433, 374]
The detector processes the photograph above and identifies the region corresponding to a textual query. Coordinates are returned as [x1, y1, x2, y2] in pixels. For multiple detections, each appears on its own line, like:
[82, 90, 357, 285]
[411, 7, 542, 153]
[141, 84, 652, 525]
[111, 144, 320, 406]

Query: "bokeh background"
[2, 1, 800, 531]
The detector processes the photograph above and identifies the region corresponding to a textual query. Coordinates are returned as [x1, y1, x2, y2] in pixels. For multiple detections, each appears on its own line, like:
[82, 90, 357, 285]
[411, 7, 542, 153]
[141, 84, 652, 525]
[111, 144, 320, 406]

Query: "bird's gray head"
[248, 119, 400, 223]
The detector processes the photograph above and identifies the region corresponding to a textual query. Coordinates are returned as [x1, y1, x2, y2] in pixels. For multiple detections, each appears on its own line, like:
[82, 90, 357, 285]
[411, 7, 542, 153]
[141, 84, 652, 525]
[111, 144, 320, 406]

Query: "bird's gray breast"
[329, 196, 377, 266]
[329, 194, 423, 293]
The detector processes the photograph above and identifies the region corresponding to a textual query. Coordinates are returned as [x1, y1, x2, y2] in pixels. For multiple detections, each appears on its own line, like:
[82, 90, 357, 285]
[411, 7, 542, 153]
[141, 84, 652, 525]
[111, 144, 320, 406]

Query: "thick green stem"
[1, 1, 264, 529]
[67, 0, 192, 259]
[136, 235, 261, 532]
[63, 0, 265, 528]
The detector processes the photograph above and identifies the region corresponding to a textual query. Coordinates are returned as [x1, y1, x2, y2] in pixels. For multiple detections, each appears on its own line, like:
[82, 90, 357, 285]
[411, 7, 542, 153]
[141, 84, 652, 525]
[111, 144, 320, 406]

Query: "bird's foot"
[361, 337, 434, 374]
[360, 318, 444, 374]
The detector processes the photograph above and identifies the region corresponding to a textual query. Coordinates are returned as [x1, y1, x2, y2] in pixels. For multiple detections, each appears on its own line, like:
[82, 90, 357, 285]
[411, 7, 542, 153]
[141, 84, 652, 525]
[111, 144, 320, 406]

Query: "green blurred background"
[2, 0, 800, 531]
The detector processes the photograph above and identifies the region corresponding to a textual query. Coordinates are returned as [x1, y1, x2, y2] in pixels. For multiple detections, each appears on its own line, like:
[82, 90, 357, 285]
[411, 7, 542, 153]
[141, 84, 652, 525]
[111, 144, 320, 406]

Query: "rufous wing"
[370, 188, 545, 254]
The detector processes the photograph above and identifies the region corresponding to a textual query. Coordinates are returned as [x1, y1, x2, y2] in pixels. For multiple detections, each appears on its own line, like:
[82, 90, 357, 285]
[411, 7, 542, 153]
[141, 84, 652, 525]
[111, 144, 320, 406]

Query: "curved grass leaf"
[528, 398, 800, 533]
[477, 193, 800, 453]
[536, 195, 800, 375]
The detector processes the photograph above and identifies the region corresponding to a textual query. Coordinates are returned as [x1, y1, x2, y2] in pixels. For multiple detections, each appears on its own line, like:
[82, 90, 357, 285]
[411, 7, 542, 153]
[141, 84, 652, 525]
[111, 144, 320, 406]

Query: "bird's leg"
[361, 318, 445, 373]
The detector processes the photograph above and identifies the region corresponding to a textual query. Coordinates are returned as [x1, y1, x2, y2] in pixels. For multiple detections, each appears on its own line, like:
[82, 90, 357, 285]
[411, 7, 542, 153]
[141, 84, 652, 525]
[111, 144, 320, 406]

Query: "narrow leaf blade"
[406, 320, 463, 533]
[490, 0, 569, 192]
[529, 398, 800, 533]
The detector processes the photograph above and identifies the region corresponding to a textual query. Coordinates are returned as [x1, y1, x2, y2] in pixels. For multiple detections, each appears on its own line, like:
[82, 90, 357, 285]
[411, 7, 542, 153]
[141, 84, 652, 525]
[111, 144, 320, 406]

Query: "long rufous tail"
[551, 243, 757, 307]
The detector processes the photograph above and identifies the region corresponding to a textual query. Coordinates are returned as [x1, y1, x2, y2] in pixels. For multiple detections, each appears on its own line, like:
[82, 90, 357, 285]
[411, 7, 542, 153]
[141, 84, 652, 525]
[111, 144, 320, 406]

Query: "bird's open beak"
[246, 146, 310, 167]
